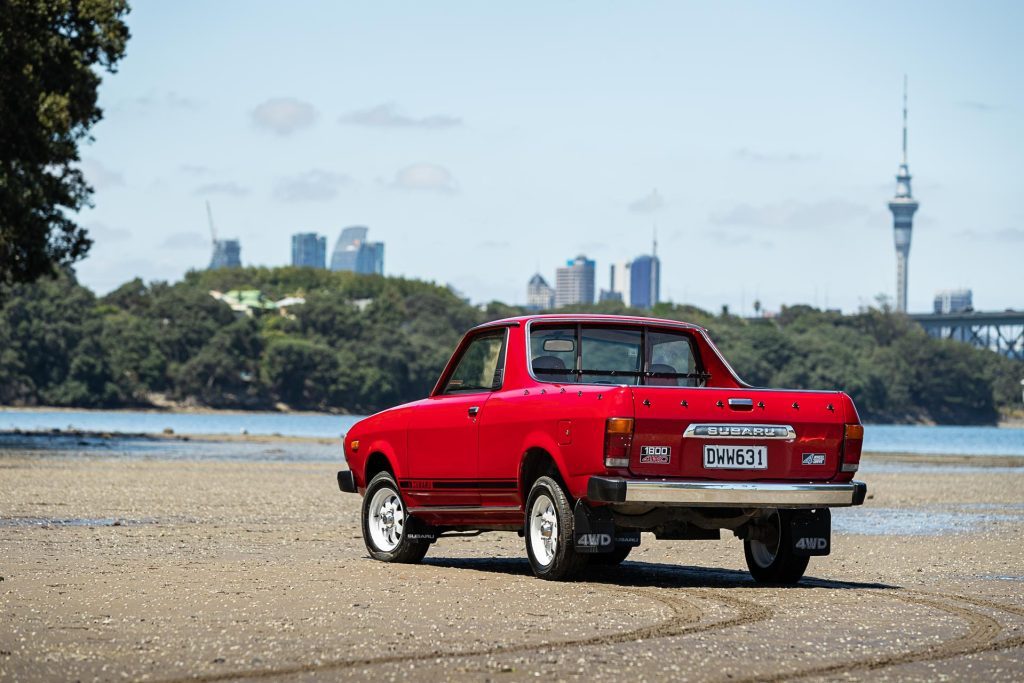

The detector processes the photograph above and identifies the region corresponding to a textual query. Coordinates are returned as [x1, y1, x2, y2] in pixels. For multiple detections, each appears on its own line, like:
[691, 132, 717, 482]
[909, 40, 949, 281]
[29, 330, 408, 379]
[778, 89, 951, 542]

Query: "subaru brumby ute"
[338, 315, 867, 582]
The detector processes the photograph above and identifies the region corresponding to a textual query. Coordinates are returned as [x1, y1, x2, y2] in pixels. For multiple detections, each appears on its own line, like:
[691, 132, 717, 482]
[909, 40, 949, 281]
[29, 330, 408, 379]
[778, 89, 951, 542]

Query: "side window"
[442, 331, 507, 394]
[530, 325, 577, 383]
[647, 330, 700, 387]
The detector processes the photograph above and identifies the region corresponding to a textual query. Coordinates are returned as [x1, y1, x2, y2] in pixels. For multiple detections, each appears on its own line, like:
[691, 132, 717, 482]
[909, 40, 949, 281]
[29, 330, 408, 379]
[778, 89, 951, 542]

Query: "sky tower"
[888, 77, 919, 313]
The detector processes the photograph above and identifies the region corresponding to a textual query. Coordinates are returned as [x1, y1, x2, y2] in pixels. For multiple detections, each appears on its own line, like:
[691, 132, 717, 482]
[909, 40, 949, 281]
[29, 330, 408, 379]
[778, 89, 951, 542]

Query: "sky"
[75, 1, 1024, 314]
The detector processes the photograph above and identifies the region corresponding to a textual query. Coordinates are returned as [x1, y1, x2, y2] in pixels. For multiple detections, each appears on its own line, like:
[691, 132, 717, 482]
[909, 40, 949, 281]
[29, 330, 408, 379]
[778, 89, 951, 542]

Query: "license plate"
[703, 445, 767, 469]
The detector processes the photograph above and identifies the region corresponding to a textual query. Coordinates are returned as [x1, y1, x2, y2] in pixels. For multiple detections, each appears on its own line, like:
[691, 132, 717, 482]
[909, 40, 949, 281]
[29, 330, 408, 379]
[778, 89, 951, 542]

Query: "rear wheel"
[743, 509, 809, 584]
[361, 472, 429, 564]
[524, 476, 588, 580]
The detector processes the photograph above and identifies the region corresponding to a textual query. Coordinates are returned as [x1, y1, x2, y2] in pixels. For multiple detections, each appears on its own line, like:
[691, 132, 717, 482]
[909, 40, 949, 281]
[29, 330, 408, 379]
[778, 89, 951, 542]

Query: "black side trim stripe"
[400, 479, 519, 490]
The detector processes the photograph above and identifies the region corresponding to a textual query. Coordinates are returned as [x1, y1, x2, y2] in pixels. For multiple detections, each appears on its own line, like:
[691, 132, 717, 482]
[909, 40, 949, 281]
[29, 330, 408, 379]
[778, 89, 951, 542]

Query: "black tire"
[592, 544, 633, 566]
[361, 472, 429, 564]
[524, 475, 589, 580]
[743, 509, 809, 584]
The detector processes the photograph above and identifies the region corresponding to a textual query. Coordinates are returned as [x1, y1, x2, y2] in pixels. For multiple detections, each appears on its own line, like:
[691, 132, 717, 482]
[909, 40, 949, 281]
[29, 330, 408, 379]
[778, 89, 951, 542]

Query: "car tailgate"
[628, 387, 845, 481]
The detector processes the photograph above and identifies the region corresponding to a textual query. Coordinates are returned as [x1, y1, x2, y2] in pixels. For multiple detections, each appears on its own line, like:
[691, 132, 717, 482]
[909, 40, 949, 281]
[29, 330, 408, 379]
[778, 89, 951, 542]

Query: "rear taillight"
[604, 417, 634, 468]
[841, 424, 864, 472]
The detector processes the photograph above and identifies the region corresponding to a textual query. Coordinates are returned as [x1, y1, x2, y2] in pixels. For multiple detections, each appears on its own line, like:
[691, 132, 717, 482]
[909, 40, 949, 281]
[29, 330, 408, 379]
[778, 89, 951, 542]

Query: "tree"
[0, 0, 130, 285]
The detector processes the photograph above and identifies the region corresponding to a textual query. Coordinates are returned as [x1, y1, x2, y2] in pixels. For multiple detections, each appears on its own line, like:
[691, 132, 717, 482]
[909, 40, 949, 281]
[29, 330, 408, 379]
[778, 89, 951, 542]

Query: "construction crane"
[206, 200, 217, 244]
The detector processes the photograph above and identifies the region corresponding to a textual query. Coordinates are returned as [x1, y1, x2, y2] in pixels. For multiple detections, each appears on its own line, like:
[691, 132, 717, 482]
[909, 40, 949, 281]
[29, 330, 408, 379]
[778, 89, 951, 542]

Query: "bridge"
[909, 310, 1024, 360]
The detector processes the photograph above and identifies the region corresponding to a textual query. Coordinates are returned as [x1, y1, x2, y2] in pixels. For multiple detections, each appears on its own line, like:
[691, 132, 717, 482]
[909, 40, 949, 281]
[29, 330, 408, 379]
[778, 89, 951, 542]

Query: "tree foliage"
[0, 268, 1020, 424]
[0, 0, 130, 285]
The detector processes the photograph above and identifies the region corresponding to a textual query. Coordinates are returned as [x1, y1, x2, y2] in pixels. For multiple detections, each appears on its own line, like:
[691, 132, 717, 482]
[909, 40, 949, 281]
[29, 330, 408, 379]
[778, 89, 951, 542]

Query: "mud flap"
[573, 501, 640, 553]
[404, 516, 437, 544]
[790, 508, 831, 556]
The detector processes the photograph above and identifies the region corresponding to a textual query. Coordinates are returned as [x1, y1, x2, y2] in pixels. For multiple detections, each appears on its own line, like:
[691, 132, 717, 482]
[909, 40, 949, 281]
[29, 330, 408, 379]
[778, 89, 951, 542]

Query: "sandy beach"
[1, 442, 1022, 682]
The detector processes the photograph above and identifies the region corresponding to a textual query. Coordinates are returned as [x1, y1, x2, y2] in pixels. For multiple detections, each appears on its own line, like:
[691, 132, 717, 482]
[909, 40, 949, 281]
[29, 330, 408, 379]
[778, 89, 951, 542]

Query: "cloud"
[179, 164, 211, 176]
[274, 169, 352, 202]
[958, 100, 1000, 112]
[251, 98, 318, 135]
[162, 231, 209, 250]
[86, 222, 131, 243]
[80, 158, 124, 190]
[120, 91, 200, 112]
[956, 228, 1024, 243]
[340, 102, 462, 129]
[710, 229, 773, 249]
[711, 199, 870, 230]
[386, 163, 458, 193]
[628, 189, 664, 214]
[735, 148, 819, 163]
[194, 181, 249, 197]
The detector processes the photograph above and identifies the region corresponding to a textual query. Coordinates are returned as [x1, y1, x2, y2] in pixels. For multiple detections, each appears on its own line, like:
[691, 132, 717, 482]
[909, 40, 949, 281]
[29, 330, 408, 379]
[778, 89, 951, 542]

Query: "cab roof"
[469, 313, 707, 333]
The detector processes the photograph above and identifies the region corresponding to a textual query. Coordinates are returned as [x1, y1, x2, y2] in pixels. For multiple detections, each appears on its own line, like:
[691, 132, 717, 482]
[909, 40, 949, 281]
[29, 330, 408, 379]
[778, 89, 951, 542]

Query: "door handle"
[728, 398, 754, 410]
[467, 406, 480, 417]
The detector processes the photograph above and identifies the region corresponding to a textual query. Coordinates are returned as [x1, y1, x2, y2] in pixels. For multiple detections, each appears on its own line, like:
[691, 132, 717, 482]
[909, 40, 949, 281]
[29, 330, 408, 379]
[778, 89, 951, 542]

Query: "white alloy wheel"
[529, 493, 558, 567]
[748, 510, 781, 568]
[368, 486, 405, 552]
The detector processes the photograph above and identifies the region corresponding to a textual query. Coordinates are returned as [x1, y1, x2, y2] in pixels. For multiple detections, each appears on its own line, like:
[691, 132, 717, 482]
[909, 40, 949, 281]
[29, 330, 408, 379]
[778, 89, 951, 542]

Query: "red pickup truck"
[338, 314, 866, 582]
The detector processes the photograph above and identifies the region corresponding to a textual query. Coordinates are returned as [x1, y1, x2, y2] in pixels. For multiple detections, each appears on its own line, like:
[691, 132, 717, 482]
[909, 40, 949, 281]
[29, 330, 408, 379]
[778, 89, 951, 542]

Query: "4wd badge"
[640, 445, 671, 464]
[802, 453, 826, 465]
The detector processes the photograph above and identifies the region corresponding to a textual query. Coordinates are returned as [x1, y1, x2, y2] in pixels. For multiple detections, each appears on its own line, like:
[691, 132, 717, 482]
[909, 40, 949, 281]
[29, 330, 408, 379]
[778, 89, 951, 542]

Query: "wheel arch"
[364, 450, 398, 487]
[519, 446, 569, 501]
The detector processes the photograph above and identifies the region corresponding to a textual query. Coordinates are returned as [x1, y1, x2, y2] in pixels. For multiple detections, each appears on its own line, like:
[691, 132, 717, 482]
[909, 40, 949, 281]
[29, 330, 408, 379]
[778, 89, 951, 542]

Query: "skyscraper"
[629, 255, 660, 309]
[291, 232, 327, 268]
[330, 226, 385, 275]
[610, 261, 632, 305]
[209, 239, 241, 269]
[555, 255, 595, 307]
[888, 77, 919, 313]
[526, 273, 555, 309]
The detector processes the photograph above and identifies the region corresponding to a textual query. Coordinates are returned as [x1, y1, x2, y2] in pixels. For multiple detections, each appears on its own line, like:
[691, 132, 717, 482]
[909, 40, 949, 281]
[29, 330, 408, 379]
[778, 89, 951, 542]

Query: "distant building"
[629, 254, 660, 309]
[934, 289, 973, 314]
[291, 232, 327, 268]
[330, 226, 384, 275]
[526, 273, 555, 310]
[598, 290, 623, 303]
[609, 262, 631, 306]
[555, 255, 595, 307]
[209, 239, 241, 269]
[209, 289, 304, 318]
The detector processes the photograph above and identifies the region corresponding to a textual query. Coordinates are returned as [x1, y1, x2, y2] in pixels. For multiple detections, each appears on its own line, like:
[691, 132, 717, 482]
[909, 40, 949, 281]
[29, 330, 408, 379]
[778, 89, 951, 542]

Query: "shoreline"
[2, 404, 1022, 428]
[1, 428, 1022, 465]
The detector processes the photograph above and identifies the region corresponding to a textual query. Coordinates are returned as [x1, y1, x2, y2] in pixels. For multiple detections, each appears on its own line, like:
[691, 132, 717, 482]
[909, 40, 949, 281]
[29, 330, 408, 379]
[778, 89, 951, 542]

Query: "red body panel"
[342, 314, 862, 528]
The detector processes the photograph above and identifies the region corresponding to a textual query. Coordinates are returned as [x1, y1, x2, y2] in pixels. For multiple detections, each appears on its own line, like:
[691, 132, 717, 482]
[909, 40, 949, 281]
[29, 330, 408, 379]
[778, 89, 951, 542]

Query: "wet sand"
[1, 446, 1022, 682]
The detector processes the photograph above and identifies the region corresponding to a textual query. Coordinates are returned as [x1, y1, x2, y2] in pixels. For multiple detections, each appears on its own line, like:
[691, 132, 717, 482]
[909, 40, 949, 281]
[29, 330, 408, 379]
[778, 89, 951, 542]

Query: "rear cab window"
[529, 323, 705, 387]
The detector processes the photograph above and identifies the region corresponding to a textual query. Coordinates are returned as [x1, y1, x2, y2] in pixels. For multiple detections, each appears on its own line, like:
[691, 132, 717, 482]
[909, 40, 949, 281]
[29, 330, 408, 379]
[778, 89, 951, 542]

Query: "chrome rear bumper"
[587, 477, 867, 509]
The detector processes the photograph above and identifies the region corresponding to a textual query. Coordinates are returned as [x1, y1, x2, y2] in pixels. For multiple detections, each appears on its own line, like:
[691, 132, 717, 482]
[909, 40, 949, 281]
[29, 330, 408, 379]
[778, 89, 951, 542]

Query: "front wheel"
[743, 509, 809, 584]
[524, 476, 588, 580]
[361, 472, 429, 564]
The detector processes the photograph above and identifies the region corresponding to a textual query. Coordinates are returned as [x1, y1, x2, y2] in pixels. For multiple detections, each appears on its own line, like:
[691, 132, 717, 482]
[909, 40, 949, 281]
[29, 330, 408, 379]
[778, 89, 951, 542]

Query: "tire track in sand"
[160, 585, 771, 683]
[737, 589, 1019, 683]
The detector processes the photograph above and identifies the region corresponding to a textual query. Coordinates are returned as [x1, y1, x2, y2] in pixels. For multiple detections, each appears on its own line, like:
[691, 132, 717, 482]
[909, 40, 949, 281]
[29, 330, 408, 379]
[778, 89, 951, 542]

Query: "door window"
[442, 330, 507, 394]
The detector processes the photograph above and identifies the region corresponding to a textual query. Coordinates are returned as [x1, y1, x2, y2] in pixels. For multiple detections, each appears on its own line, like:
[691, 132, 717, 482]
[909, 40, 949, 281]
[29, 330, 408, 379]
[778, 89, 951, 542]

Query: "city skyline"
[72, 2, 1023, 314]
